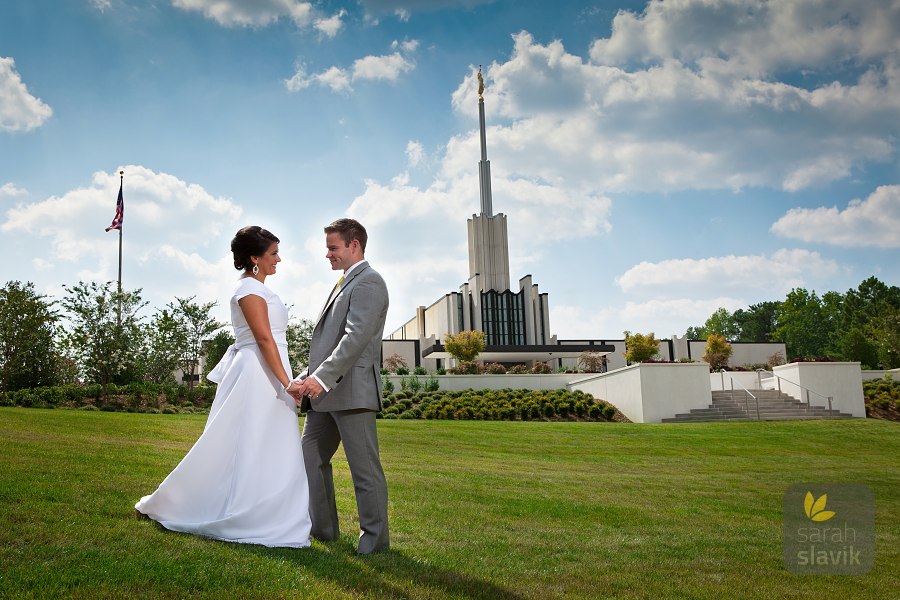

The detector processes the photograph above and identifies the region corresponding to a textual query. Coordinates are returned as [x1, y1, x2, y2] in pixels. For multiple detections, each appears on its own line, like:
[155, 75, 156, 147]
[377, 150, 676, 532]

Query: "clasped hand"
[286, 377, 325, 406]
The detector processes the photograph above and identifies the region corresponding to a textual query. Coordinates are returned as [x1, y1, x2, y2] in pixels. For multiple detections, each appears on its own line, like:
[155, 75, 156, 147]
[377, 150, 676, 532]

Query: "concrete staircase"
[662, 389, 855, 423]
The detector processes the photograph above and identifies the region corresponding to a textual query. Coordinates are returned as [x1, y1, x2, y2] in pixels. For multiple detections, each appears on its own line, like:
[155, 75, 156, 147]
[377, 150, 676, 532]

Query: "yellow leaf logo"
[804, 491, 836, 522]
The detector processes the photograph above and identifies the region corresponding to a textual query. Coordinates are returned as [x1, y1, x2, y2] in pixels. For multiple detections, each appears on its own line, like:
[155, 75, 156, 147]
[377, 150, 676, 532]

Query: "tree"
[142, 308, 185, 385]
[839, 326, 879, 370]
[443, 330, 486, 363]
[704, 308, 740, 341]
[733, 301, 780, 342]
[773, 288, 834, 359]
[841, 276, 900, 330]
[833, 277, 900, 365]
[870, 307, 900, 368]
[623, 331, 660, 364]
[167, 296, 222, 389]
[60, 281, 147, 395]
[286, 317, 314, 375]
[701, 334, 733, 371]
[0, 281, 60, 393]
[203, 329, 235, 381]
[684, 325, 708, 340]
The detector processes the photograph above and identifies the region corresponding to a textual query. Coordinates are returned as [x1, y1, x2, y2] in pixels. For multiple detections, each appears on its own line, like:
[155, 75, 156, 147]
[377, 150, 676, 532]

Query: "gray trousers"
[301, 408, 389, 554]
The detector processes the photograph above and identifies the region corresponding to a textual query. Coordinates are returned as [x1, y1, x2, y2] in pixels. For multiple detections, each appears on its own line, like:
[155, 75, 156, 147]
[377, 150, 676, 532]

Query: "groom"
[294, 218, 390, 555]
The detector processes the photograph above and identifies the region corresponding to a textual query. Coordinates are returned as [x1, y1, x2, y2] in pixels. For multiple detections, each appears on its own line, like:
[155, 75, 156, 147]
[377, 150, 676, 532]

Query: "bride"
[135, 226, 311, 547]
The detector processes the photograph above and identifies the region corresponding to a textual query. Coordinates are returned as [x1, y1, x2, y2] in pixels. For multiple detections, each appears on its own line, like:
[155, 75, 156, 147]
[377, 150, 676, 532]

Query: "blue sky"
[1, 0, 898, 340]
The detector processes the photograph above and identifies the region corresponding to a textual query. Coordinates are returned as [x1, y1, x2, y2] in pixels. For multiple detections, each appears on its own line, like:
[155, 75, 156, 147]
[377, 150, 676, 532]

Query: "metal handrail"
[755, 370, 835, 417]
[719, 369, 760, 420]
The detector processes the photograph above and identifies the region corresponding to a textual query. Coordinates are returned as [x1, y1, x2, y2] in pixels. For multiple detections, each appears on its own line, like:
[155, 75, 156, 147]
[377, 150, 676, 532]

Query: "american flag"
[105, 179, 124, 232]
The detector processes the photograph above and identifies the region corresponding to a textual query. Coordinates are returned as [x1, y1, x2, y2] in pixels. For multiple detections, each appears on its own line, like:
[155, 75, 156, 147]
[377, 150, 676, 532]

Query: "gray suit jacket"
[302, 261, 388, 413]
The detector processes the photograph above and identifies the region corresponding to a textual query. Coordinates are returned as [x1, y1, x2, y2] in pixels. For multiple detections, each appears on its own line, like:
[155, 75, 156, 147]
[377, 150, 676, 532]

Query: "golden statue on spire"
[477, 65, 484, 100]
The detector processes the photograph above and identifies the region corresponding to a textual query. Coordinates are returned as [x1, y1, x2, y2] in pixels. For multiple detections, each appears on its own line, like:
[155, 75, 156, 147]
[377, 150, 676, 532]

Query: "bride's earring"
[252, 263, 259, 276]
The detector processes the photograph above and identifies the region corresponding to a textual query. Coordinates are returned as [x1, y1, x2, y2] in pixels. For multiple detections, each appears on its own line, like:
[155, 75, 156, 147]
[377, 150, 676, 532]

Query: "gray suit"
[300, 260, 390, 554]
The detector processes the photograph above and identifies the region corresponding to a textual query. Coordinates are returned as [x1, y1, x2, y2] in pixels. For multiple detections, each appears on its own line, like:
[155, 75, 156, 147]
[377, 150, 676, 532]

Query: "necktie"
[328, 275, 344, 303]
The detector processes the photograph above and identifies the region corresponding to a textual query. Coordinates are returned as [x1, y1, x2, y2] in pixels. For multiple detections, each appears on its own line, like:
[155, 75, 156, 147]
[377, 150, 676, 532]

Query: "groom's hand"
[296, 377, 325, 400]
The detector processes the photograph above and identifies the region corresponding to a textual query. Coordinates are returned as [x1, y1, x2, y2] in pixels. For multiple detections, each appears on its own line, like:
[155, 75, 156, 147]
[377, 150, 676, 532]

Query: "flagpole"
[117, 170, 123, 294]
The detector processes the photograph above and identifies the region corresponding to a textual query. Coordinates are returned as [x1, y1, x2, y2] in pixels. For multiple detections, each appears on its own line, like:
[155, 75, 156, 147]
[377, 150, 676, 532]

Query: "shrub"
[407, 376, 422, 393]
[702, 334, 733, 371]
[766, 351, 786, 368]
[448, 361, 480, 375]
[383, 353, 408, 373]
[576, 352, 607, 373]
[482, 362, 507, 374]
[624, 331, 660, 364]
[382, 379, 394, 394]
[436, 366, 447, 375]
[396, 366, 410, 376]
[424, 375, 440, 392]
[531, 362, 552, 374]
[507, 364, 528, 374]
[443, 330, 486, 362]
[413, 366, 427, 376]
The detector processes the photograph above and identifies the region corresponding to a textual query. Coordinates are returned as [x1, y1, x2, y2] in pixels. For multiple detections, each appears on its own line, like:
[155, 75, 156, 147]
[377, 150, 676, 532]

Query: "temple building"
[383, 68, 614, 370]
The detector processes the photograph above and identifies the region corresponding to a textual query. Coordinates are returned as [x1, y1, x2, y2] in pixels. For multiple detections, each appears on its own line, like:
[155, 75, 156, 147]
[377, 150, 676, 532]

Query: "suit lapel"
[315, 261, 368, 325]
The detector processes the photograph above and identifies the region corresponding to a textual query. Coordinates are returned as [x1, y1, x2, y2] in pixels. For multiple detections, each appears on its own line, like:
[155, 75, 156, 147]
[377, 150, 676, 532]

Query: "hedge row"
[0, 382, 216, 414]
[1, 384, 622, 422]
[863, 375, 900, 413]
[379, 388, 618, 421]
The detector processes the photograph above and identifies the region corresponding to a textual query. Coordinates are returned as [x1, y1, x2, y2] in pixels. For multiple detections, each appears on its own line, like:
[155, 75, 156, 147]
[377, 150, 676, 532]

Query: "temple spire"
[477, 65, 493, 216]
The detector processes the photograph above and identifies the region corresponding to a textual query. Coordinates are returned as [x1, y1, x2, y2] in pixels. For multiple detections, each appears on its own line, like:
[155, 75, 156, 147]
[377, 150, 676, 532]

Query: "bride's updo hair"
[231, 226, 280, 272]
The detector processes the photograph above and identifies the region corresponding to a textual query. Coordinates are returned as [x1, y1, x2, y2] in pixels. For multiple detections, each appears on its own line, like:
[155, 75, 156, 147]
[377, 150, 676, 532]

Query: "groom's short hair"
[325, 218, 368, 252]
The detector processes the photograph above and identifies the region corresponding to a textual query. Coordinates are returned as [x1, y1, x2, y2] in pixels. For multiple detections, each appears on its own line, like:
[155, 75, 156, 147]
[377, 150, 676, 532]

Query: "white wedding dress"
[135, 277, 311, 547]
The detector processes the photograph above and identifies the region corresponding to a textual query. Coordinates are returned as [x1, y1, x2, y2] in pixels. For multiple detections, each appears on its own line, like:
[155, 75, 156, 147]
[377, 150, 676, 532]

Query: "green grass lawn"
[1, 408, 897, 599]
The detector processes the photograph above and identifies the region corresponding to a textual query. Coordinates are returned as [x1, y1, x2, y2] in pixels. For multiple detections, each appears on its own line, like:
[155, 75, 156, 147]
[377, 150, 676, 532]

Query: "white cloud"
[172, 0, 314, 28]
[314, 9, 346, 38]
[284, 64, 351, 93]
[0, 57, 53, 133]
[316, 66, 353, 93]
[771, 185, 900, 248]
[551, 296, 747, 340]
[405, 140, 424, 167]
[357, 0, 496, 18]
[1, 165, 248, 324]
[351, 51, 414, 82]
[615, 249, 840, 298]
[284, 40, 418, 93]
[90, 0, 112, 11]
[438, 2, 898, 194]
[2, 165, 242, 264]
[394, 39, 420, 53]
[590, 0, 899, 75]
[0, 183, 27, 197]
